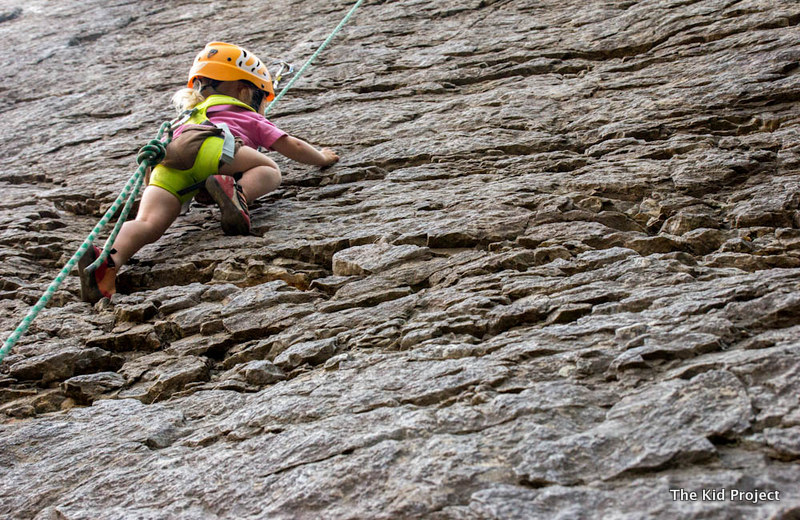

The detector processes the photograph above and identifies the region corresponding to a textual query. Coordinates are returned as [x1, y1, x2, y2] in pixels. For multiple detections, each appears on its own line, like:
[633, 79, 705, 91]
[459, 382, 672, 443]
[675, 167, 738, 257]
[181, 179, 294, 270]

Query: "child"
[78, 42, 339, 304]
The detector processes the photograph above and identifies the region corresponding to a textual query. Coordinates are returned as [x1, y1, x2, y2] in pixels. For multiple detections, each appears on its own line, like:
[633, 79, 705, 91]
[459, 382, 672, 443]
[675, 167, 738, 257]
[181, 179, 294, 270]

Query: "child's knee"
[258, 165, 281, 186]
[262, 155, 280, 170]
[270, 163, 281, 179]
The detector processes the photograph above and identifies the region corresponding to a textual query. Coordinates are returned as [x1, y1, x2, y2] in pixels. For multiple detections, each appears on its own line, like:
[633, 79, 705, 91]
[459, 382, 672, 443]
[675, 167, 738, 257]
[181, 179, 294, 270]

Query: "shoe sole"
[205, 176, 250, 235]
[78, 246, 102, 304]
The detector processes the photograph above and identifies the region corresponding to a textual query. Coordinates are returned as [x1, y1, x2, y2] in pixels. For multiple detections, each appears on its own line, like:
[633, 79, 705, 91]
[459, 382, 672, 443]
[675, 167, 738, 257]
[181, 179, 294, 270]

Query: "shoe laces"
[234, 182, 249, 217]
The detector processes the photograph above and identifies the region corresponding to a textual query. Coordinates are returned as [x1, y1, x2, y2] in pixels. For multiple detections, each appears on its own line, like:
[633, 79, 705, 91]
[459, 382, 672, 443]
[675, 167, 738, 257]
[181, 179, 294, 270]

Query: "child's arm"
[272, 135, 339, 166]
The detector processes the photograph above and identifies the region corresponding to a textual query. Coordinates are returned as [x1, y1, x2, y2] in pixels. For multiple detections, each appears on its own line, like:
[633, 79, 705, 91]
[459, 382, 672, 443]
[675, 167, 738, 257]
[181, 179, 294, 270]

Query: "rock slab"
[0, 0, 799, 518]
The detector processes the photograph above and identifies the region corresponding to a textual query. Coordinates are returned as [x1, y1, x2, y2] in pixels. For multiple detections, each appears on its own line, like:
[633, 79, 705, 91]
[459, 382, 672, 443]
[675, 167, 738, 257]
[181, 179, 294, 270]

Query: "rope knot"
[136, 139, 167, 167]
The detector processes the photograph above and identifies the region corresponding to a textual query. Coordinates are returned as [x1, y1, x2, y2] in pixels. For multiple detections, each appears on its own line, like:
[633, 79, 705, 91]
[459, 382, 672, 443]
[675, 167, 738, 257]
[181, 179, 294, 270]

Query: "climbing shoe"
[205, 174, 251, 235]
[78, 245, 117, 304]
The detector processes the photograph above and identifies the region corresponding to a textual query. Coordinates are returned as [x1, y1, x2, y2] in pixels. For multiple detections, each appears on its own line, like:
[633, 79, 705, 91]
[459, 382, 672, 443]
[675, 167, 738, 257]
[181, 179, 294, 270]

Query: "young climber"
[78, 41, 339, 304]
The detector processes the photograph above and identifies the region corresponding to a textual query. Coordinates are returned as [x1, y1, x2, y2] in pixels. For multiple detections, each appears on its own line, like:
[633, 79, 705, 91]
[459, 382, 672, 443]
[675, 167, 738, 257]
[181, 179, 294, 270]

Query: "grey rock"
[113, 301, 159, 324]
[513, 370, 752, 486]
[764, 426, 800, 460]
[220, 360, 286, 387]
[85, 324, 161, 352]
[61, 372, 126, 404]
[273, 338, 340, 371]
[661, 212, 719, 236]
[332, 243, 432, 276]
[118, 353, 211, 404]
[8, 347, 123, 384]
[1, 0, 799, 517]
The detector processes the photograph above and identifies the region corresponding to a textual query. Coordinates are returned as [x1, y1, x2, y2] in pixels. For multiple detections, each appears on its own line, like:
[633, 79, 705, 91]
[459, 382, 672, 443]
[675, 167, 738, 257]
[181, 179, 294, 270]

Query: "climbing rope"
[265, 0, 365, 116]
[0, 0, 365, 364]
[88, 122, 175, 271]
[0, 123, 172, 364]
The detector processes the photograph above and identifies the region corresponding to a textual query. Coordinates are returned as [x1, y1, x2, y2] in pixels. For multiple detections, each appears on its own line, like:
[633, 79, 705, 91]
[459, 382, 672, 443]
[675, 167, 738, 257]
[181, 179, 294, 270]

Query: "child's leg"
[79, 185, 181, 303]
[110, 185, 182, 267]
[218, 146, 282, 203]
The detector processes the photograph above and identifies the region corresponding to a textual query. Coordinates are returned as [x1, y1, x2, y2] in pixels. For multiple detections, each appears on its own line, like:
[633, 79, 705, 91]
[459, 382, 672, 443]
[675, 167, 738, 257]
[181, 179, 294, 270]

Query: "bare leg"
[219, 146, 282, 203]
[110, 185, 182, 267]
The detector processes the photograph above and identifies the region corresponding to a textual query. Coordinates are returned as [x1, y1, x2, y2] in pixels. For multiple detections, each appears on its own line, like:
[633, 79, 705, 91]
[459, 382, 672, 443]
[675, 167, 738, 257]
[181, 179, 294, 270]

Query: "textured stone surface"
[1, 0, 800, 518]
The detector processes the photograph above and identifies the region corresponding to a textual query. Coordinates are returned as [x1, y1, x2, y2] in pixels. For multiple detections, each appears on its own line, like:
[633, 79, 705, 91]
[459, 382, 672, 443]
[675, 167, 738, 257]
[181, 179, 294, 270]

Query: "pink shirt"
[176, 105, 286, 150]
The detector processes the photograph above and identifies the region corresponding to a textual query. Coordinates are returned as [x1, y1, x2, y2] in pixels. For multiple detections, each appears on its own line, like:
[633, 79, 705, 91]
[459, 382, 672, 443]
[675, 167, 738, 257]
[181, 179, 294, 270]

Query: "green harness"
[182, 95, 256, 167]
[164, 95, 256, 197]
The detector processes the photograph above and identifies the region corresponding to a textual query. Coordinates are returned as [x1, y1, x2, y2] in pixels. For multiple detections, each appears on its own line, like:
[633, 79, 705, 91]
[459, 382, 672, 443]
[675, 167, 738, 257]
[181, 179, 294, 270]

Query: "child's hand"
[272, 136, 339, 167]
[321, 148, 339, 166]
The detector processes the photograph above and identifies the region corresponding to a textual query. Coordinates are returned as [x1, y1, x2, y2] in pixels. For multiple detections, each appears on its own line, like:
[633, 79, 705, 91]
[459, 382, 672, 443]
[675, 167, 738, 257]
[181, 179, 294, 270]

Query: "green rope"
[0, 125, 171, 364]
[265, 0, 364, 116]
[87, 127, 172, 271]
[0, 0, 365, 364]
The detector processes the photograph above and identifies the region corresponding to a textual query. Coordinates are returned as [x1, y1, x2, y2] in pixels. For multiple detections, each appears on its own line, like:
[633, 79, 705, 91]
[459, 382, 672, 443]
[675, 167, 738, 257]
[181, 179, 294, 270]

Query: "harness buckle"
[215, 123, 237, 165]
[169, 108, 195, 129]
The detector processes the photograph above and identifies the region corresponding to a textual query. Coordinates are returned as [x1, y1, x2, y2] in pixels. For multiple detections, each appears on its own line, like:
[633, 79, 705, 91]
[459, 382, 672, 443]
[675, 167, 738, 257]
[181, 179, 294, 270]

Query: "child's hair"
[171, 77, 221, 113]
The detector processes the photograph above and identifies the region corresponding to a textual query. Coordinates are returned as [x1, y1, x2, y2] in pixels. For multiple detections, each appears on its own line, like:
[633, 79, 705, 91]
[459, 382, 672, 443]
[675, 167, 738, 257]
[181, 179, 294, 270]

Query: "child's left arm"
[272, 135, 339, 167]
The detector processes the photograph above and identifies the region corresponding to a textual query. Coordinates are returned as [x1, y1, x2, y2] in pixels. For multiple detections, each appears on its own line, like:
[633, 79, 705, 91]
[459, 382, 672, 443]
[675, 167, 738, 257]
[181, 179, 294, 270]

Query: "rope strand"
[265, 0, 364, 116]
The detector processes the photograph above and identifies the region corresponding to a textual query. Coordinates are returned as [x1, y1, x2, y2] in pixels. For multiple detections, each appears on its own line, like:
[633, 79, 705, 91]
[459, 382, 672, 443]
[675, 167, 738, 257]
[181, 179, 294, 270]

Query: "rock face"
[1, 0, 799, 518]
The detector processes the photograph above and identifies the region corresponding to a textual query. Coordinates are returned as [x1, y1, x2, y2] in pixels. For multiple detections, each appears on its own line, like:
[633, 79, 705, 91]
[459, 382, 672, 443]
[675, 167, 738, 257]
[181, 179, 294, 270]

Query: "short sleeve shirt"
[205, 105, 287, 150]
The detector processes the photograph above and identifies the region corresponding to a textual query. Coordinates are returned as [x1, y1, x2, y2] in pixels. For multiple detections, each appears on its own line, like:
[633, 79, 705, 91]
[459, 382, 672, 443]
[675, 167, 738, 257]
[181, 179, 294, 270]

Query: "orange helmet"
[188, 42, 275, 102]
